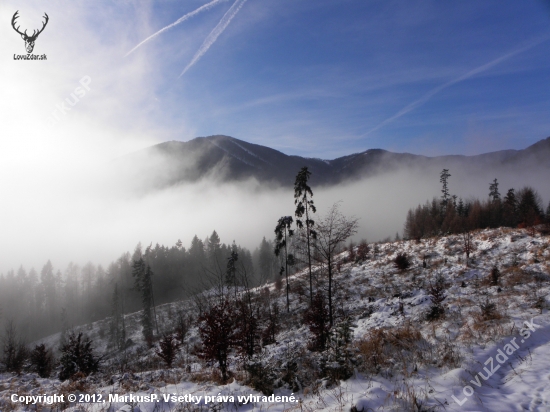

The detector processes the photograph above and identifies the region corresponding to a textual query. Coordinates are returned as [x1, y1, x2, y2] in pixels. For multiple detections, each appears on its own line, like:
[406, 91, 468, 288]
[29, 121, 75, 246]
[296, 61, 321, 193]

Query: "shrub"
[197, 299, 236, 382]
[357, 240, 369, 261]
[323, 317, 354, 383]
[59, 332, 101, 381]
[156, 334, 180, 368]
[478, 298, 501, 321]
[244, 356, 276, 395]
[29, 344, 54, 378]
[489, 266, 501, 286]
[357, 322, 424, 375]
[394, 253, 410, 271]
[426, 275, 446, 321]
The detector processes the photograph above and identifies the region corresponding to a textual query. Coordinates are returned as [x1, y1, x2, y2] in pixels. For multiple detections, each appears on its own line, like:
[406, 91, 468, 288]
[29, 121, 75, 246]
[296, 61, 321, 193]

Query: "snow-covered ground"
[2, 227, 550, 411]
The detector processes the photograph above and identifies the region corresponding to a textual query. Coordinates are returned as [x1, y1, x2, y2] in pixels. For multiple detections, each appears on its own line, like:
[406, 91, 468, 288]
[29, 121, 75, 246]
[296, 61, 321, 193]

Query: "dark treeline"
[0, 232, 281, 342]
[404, 171, 550, 240]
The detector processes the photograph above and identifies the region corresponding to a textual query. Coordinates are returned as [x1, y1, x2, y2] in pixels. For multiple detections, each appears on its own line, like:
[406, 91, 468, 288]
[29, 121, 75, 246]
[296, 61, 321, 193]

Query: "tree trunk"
[284, 231, 290, 312]
[306, 205, 313, 306]
[327, 256, 333, 327]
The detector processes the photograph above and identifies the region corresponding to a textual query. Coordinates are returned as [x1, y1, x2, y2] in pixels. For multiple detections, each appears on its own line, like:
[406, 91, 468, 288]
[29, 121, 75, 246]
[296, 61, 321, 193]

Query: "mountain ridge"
[121, 135, 550, 189]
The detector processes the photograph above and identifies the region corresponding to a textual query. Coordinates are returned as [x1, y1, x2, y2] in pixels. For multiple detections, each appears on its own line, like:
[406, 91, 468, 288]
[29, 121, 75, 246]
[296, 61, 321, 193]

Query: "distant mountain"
[118, 135, 550, 189]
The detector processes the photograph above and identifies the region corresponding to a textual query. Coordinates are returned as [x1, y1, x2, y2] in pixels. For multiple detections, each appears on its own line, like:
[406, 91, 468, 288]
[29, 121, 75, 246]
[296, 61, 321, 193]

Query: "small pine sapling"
[427, 274, 446, 321]
[304, 293, 330, 351]
[394, 253, 410, 271]
[156, 334, 180, 368]
[489, 266, 501, 286]
[29, 344, 54, 378]
[59, 332, 101, 381]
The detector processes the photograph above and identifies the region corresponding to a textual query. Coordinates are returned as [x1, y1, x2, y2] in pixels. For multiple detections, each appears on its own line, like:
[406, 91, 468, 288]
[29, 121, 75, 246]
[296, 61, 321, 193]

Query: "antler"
[11, 11, 27, 37]
[32, 13, 49, 38]
[11, 11, 49, 39]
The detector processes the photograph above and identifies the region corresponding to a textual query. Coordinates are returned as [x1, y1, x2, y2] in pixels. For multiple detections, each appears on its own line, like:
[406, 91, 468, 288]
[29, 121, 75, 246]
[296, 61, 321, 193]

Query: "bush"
[29, 344, 54, 378]
[357, 322, 425, 376]
[489, 265, 501, 286]
[356, 240, 369, 261]
[323, 318, 354, 383]
[156, 334, 180, 368]
[59, 332, 101, 381]
[426, 275, 446, 321]
[197, 299, 236, 382]
[394, 253, 410, 271]
[477, 298, 502, 321]
[244, 356, 276, 395]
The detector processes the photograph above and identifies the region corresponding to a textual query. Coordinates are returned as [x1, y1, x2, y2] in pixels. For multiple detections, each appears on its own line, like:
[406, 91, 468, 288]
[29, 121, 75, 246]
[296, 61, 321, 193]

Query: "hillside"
[1, 226, 550, 411]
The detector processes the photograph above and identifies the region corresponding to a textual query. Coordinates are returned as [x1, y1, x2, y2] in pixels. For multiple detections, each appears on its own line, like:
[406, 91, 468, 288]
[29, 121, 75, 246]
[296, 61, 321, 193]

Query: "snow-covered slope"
[2, 227, 550, 411]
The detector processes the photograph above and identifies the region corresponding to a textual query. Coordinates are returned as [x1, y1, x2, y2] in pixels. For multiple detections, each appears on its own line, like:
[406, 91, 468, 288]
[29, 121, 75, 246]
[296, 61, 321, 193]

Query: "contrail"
[363, 35, 550, 137]
[179, 0, 248, 77]
[125, 0, 228, 57]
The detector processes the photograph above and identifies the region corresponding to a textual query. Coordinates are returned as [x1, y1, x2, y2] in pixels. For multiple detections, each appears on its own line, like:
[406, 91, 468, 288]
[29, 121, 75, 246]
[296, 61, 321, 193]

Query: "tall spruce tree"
[489, 178, 500, 202]
[503, 188, 518, 227]
[517, 187, 543, 229]
[274, 216, 294, 312]
[440, 169, 451, 213]
[294, 166, 317, 305]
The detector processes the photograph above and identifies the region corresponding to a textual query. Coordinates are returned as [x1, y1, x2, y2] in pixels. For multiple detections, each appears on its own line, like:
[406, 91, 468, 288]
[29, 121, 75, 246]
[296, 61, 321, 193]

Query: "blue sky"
[1, 0, 550, 271]
[121, 0, 550, 158]
[3, 0, 549, 159]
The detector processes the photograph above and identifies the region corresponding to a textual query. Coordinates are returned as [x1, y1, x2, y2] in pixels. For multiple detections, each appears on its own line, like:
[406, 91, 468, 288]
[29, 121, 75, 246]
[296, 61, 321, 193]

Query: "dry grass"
[357, 322, 428, 376]
[503, 267, 530, 287]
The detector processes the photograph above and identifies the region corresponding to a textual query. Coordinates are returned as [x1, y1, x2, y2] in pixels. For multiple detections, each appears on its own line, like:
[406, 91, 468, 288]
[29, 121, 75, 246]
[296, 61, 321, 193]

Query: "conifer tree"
[274, 216, 294, 312]
[226, 251, 238, 297]
[294, 166, 317, 305]
[156, 334, 180, 368]
[304, 292, 330, 351]
[517, 187, 543, 228]
[132, 258, 157, 346]
[29, 343, 54, 378]
[58, 332, 100, 380]
[503, 188, 518, 227]
[440, 169, 451, 212]
[489, 178, 500, 201]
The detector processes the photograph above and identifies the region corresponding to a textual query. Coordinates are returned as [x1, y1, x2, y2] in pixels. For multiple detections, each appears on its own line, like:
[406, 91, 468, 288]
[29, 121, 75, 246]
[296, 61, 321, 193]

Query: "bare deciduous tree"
[313, 203, 358, 327]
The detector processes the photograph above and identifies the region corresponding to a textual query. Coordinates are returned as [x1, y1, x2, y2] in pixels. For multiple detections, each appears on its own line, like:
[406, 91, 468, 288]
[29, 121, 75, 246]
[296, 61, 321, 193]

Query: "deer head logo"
[11, 11, 49, 54]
